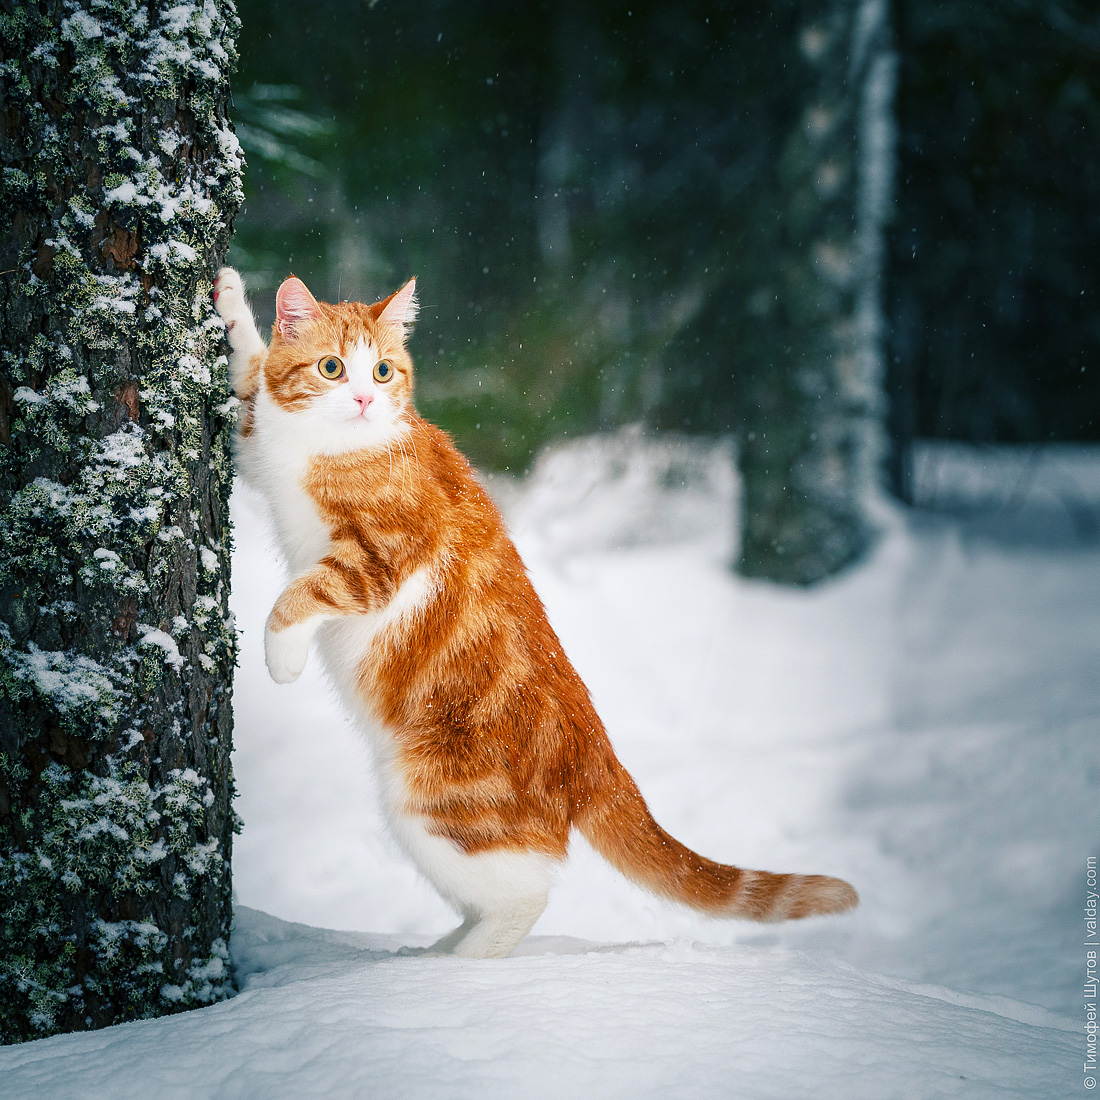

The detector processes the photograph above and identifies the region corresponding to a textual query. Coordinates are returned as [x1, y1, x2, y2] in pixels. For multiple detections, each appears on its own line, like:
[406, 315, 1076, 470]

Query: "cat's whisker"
[390, 422, 411, 495]
[400, 420, 421, 489]
[384, 437, 396, 492]
[401, 431, 417, 495]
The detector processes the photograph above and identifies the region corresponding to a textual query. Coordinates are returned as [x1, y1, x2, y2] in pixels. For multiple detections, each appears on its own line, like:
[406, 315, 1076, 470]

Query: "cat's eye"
[373, 359, 394, 383]
[318, 356, 344, 380]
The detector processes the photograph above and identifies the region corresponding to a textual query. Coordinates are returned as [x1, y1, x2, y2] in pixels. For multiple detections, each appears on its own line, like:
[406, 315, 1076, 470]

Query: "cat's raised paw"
[264, 622, 309, 684]
[214, 268, 263, 352]
[213, 267, 243, 311]
[213, 268, 266, 394]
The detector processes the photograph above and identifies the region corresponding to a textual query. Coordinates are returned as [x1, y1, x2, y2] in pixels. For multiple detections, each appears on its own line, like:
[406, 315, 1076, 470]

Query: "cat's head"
[262, 275, 419, 452]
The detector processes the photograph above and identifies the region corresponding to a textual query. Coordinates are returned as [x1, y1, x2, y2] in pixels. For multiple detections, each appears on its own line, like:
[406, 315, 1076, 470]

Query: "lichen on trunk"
[0, 0, 243, 1042]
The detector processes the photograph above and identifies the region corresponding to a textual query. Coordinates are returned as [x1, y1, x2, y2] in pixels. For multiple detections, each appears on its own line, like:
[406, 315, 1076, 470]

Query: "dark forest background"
[228, 0, 1100, 491]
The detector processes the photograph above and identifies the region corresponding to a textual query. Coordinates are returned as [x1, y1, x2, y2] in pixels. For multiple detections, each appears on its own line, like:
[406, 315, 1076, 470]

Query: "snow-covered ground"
[3, 435, 1096, 1098]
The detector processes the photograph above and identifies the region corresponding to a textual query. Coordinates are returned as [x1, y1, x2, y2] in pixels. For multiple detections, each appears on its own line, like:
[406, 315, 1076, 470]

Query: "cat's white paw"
[264, 621, 309, 684]
[214, 267, 265, 397]
[214, 267, 261, 351]
[213, 266, 245, 318]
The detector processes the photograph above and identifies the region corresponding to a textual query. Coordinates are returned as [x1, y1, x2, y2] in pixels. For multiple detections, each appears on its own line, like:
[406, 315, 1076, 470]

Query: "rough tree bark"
[0, 0, 243, 1041]
[736, 0, 895, 584]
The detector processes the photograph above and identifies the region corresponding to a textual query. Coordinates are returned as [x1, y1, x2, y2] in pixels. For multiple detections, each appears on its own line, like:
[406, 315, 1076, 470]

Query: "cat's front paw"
[264, 621, 310, 684]
[214, 268, 261, 350]
[214, 267, 265, 397]
[213, 266, 244, 318]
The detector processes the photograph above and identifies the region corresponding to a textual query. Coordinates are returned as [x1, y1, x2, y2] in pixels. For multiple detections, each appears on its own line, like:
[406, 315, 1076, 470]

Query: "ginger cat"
[213, 267, 858, 958]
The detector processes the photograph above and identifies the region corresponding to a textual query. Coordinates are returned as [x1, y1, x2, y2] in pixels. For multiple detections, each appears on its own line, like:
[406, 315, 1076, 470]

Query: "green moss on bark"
[0, 0, 243, 1042]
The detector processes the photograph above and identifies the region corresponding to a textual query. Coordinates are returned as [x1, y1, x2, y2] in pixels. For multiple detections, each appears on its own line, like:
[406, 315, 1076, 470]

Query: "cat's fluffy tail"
[575, 754, 858, 922]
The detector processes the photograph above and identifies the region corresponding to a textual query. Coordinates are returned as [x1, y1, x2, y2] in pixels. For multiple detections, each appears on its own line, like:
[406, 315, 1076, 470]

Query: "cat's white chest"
[267, 478, 328, 574]
[241, 390, 331, 572]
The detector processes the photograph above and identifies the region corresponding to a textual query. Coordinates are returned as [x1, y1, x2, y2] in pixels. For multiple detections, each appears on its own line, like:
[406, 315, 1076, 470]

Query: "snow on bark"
[0, 0, 243, 1042]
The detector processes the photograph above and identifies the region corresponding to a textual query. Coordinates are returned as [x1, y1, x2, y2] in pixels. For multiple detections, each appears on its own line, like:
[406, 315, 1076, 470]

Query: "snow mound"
[493, 425, 738, 559]
[0, 906, 1074, 1100]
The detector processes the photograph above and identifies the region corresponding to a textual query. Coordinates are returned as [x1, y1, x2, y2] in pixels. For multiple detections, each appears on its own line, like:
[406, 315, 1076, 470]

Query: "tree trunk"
[736, 0, 895, 584]
[0, 0, 243, 1042]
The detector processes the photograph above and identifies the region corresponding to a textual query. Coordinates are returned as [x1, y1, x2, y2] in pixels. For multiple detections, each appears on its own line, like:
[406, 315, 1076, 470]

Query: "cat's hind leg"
[390, 809, 557, 959]
[213, 267, 265, 399]
[446, 893, 549, 959]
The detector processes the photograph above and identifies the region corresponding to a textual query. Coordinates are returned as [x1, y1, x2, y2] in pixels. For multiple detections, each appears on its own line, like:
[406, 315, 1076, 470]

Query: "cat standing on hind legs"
[213, 266, 859, 959]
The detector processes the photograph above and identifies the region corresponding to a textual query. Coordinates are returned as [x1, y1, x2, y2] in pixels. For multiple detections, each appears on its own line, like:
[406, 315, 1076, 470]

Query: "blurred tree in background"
[887, 0, 1100, 499]
[228, 0, 1100, 576]
[731, 1, 893, 584]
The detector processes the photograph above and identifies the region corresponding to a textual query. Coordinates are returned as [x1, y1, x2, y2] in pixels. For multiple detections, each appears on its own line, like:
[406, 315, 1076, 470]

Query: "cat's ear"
[376, 278, 418, 342]
[275, 276, 321, 340]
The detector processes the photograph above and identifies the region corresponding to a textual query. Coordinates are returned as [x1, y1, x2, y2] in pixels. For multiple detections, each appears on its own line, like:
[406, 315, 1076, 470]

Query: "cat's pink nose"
[354, 393, 373, 415]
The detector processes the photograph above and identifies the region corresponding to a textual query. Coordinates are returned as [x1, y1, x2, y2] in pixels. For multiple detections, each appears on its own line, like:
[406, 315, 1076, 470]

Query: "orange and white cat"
[213, 267, 858, 958]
